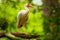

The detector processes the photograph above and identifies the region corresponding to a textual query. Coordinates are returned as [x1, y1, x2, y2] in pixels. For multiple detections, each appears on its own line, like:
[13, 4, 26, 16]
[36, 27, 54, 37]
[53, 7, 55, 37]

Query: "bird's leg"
[18, 23, 21, 32]
[18, 28, 20, 32]
[24, 22, 27, 29]
[18, 20, 22, 32]
[18, 24, 20, 32]
[18, 25, 23, 32]
[23, 22, 29, 34]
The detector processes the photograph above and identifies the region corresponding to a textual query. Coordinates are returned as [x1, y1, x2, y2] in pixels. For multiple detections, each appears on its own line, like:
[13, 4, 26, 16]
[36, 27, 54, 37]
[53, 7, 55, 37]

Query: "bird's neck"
[25, 6, 29, 13]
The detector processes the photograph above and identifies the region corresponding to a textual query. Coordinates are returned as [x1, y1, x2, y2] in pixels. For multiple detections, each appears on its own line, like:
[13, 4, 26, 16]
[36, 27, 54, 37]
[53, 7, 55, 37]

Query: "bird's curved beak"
[31, 6, 36, 9]
[29, 4, 34, 8]
[31, 6, 35, 8]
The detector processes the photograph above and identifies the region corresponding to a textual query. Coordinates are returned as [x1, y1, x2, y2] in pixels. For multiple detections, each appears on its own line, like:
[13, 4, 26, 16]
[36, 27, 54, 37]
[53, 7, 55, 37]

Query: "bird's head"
[25, 3, 34, 8]
[25, 3, 36, 12]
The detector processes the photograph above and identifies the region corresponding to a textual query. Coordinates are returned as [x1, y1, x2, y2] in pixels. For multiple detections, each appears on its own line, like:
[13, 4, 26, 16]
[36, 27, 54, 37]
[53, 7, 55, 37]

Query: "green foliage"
[0, 0, 44, 40]
[0, 17, 8, 30]
[43, 2, 60, 40]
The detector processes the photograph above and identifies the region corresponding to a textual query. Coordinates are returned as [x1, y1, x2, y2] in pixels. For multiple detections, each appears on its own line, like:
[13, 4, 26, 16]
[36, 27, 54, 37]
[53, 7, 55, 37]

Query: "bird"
[17, 3, 34, 31]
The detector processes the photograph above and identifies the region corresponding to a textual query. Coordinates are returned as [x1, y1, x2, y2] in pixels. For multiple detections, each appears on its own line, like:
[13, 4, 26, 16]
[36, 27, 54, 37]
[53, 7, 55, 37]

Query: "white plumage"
[17, 10, 28, 28]
[17, 3, 34, 29]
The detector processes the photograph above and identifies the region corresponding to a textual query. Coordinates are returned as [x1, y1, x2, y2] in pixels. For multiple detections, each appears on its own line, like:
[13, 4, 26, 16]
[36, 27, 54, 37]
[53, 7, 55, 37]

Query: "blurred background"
[0, 0, 60, 40]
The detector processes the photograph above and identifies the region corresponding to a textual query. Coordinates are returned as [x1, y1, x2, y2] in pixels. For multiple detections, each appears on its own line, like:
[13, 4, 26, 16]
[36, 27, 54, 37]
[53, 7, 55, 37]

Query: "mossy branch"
[0, 32, 40, 39]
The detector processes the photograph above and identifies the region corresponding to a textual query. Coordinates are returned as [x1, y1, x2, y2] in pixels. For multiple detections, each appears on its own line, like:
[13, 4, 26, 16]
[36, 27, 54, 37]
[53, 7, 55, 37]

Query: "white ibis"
[17, 3, 34, 31]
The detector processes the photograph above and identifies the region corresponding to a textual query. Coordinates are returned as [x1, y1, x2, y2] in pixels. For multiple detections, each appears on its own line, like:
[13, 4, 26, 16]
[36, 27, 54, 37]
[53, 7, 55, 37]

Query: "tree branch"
[0, 32, 40, 39]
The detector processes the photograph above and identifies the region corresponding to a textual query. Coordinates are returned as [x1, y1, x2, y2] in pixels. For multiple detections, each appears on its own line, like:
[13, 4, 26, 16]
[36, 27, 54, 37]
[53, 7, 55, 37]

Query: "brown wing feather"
[18, 15, 28, 28]
[17, 10, 28, 28]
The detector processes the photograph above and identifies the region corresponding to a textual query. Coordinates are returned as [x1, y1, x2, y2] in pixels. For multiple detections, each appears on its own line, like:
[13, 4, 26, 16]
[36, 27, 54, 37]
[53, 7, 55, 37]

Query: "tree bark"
[0, 32, 40, 39]
[43, 0, 60, 40]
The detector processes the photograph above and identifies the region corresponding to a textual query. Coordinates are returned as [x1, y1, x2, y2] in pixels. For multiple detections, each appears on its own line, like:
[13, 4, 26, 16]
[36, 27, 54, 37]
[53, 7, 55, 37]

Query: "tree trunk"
[43, 0, 60, 40]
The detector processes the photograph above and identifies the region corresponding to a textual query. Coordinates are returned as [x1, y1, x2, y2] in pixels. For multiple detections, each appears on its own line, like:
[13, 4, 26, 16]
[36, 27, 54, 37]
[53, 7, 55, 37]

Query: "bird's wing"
[17, 10, 28, 28]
